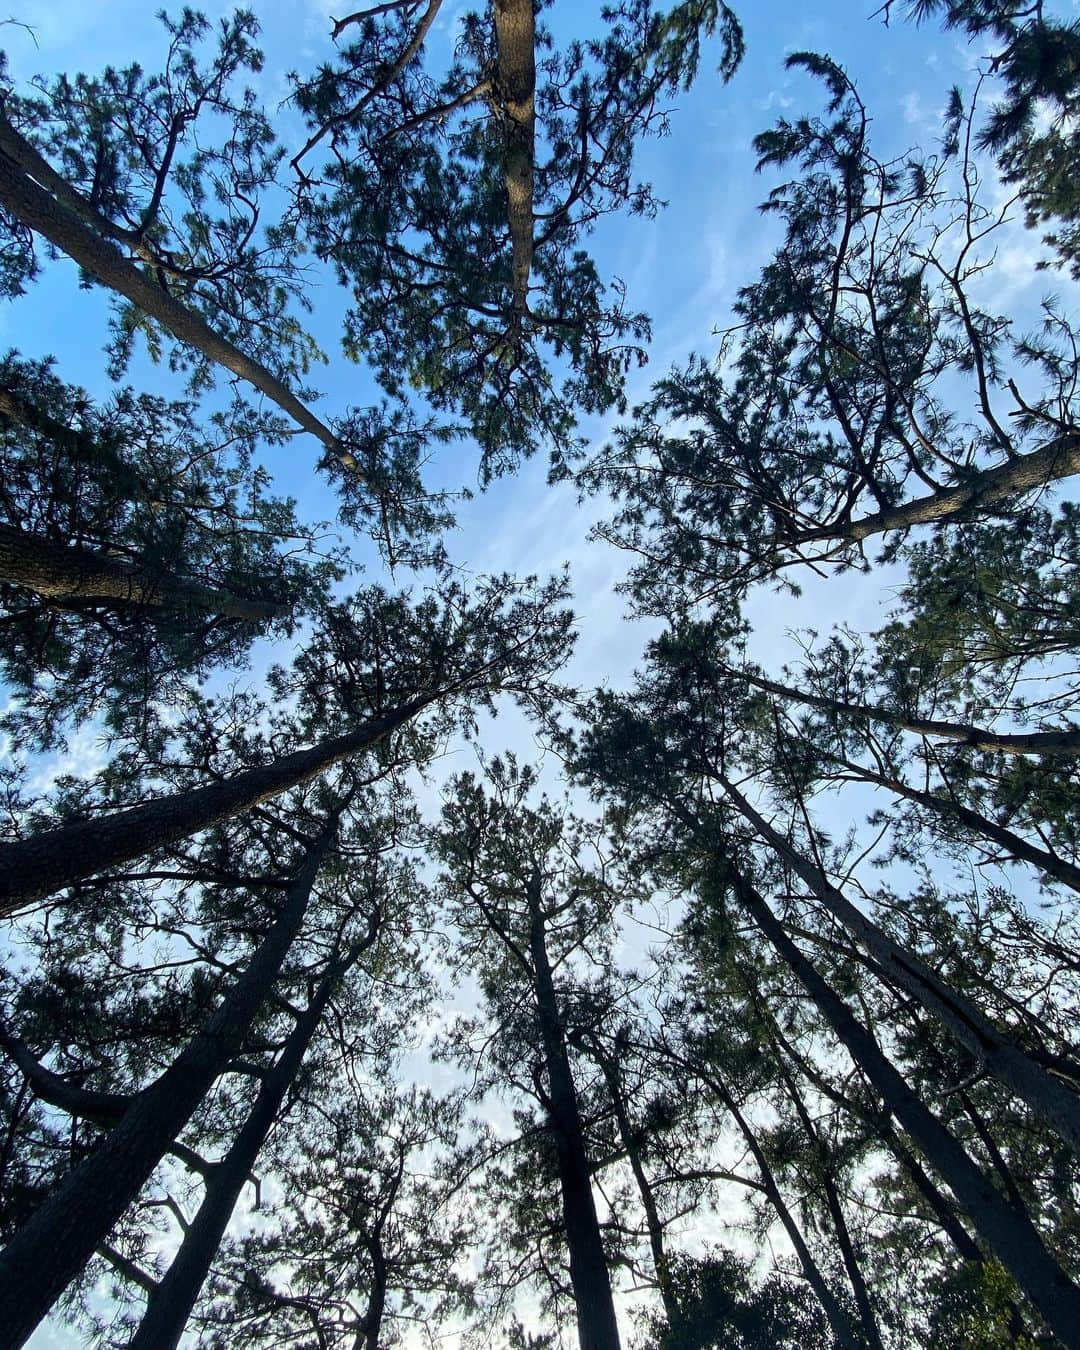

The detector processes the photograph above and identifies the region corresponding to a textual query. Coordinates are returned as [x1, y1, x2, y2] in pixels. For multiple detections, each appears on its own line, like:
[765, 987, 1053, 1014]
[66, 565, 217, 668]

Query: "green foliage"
[291, 0, 742, 479]
[584, 54, 1079, 610]
[890, 0, 1080, 276]
[1, 9, 320, 386]
[0, 351, 338, 748]
[643, 1250, 833, 1349]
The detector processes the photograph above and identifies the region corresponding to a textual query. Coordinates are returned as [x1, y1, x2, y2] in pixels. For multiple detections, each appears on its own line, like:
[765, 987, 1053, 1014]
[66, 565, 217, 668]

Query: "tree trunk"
[0, 124, 349, 467]
[776, 1061, 883, 1350]
[0, 827, 335, 1348]
[724, 856, 1080, 1348]
[754, 990, 1032, 1337]
[527, 877, 622, 1350]
[698, 1063, 861, 1348]
[0, 522, 283, 622]
[718, 772, 1080, 1157]
[825, 749, 1080, 894]
[796, 433, 1080, 546]
[0, 692, 433, 915]
[127, 912, 377, 1350]
[591, 1048, 680, 1330]
[493, 0, 536, 334]
[734, 663, 1080, 757]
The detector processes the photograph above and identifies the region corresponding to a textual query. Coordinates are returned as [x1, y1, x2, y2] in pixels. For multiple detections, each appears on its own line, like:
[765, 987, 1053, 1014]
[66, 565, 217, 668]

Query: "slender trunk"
[734, 663, 1080, 757]
[756, 997, 1031, 1337]
[0, 124, 348, 467]
[493, 0, 535, 334]
[0, 522, 283, 622]
[0, 828, 335, 1348]
[824, 750, 1080, 895]
[724, 857, 1080, 1347]
[718, 772, 1080, 1157]
[592, 1049, 679, 1329]
[699, 1064, 861, 1349]
[127, 914, 375, 1350]
[796, 433, 1080, 546]
[527, 878, 621, 1350]
[0, 693, 432, 914]
[356, 1234, 389, 1350]
[776, 1062, 883, 1350]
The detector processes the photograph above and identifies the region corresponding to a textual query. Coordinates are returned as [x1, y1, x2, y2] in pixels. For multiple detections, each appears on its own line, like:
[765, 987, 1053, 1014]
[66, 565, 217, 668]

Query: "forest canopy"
[0, 1, 1079, 1347]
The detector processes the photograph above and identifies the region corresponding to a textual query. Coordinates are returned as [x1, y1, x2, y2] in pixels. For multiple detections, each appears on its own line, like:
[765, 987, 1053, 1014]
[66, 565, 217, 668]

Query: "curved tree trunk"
[0, 522, 283, 622]
[734, 663, 1080, 757]
[0, 123, 348, 467]
[493, 0, 536, 336]
[717, 772, 1080, 1158]
[0, 827, 336, 1348]
[527, 877, 622, 1350]
[795, 433, 1080, 547]
[723, 857, 1080, 1348]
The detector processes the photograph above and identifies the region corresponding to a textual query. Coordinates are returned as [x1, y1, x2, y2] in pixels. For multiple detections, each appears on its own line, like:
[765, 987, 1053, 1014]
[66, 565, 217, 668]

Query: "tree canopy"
[1, 2, 1079, 1347]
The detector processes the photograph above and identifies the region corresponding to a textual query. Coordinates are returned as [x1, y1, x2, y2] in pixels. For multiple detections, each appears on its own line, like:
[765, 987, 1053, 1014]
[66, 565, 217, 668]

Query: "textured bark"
[798, 434, 1080, 546]
[735, 664, 1080, 757]
[726, 859, 1080, 1348]
[0, 124, 348, 466]
[0, 830, 335, 1348]
[127, 913, 377, 1350]
[0, 693, 430, 914]
[0, 522, 283, 622]
[527, 876, 622, 1350]
[493, 0, 536, 332]
[719, 772, 1080, 1158]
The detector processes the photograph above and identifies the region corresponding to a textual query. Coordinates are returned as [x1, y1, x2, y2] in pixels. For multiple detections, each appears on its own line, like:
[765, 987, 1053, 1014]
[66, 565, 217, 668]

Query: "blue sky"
[4, 0, 1078, 1343]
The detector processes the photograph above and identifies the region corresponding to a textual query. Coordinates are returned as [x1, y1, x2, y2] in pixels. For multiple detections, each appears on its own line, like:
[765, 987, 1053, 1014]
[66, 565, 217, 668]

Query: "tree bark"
[493, 0, 536, 334]
[0, 522, 284, 622]
[723, 857, 1080, 1349]
[527, 876, 622, 1350]
[0, 827, 335, 1348]
[0, 692, 434, 915]
[796, 433, 1080, 546]
[127, 913, 377, 1350]
[734, 663, 1080, 757]
[718, 772, 1080, 1158]
[0, 123, 349, 467]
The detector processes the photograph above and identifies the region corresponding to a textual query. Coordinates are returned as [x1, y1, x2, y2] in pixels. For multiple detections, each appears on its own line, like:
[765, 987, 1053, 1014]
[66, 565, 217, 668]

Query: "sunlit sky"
[4, 0, 1077, 1343]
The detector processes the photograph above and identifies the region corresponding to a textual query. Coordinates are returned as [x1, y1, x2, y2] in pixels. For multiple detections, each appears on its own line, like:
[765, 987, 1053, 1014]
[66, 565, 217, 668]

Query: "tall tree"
[290, 0, 743, 477]
[0, 353, 335, 748]
[0, 798, 345, 1346]
[433, 758, 624, 1349]
[584, 56, 1079, 609]
[0, 573, 573, 913]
